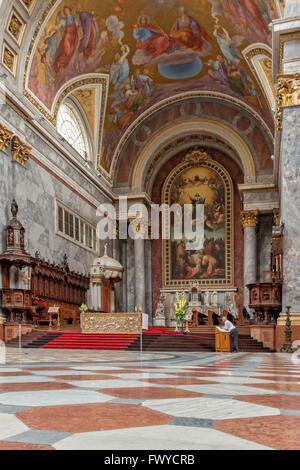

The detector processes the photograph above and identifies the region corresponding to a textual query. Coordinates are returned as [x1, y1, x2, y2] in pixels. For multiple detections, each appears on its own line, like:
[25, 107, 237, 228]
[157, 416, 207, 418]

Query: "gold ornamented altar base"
[81, 312, 142, 334]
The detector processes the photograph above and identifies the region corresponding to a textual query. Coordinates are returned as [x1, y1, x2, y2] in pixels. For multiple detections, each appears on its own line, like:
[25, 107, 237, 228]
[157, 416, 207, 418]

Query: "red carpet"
[42, 332, 139, 350]
[41, 327, 180, 350]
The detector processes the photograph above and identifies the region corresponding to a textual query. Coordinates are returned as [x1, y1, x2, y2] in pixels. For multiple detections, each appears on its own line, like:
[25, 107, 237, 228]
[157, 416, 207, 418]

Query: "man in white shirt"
[222, 316, 239, 352]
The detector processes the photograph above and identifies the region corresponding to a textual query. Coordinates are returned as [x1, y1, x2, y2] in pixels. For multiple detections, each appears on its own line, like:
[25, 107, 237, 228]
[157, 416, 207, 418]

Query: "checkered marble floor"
[0, 348, 299, 450]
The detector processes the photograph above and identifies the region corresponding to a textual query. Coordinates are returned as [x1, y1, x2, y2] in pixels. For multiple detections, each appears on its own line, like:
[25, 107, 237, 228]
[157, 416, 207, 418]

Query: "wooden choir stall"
[0, 200, 90, 327]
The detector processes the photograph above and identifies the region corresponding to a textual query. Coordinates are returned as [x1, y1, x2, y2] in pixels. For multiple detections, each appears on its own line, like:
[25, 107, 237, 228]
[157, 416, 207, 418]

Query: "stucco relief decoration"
[163, 151, 233, 288]
[0, 125, 13, 153]
[277, 74, 300, 129]
[2, 42, 18, 76]
[9, 15, 22, 38]
[26, 0, 277, 179]
[11, 136, 31, 167]
[6, 8, 27, 47]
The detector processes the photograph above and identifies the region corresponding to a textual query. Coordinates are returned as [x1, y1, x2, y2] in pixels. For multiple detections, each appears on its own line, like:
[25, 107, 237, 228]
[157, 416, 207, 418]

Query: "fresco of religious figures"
[27, 0, 277, 174]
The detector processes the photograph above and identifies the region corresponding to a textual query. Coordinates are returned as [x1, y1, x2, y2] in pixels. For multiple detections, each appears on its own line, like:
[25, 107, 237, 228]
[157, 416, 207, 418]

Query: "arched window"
[57, 103, 87, 159]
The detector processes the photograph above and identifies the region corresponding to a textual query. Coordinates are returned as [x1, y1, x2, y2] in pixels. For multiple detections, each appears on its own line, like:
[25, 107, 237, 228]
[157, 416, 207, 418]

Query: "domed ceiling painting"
[26, 0, 276, 175]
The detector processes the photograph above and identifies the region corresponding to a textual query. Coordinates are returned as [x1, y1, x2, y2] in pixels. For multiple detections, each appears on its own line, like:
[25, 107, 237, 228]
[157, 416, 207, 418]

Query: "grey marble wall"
[0, 149, 12, 253]
[257, 214, 273, 282]
[285, 0, 300, 18]
[281, 106, 300, 313]
[1, 152, 97, 275]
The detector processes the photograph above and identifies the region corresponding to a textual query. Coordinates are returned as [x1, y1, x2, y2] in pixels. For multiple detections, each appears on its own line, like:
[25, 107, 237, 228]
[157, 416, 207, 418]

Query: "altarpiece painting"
[163, 150, 233, 288]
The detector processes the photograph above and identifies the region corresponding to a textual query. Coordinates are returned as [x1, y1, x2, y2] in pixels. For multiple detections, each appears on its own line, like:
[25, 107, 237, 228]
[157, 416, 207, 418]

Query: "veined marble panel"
[281, 107, 300, 313]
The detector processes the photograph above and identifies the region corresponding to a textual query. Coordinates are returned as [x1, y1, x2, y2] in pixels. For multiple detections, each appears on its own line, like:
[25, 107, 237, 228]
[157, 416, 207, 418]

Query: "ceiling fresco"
[25, 0, 277, 176]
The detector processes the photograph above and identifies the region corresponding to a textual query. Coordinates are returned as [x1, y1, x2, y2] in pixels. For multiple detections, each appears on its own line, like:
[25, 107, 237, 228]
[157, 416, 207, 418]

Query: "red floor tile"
[98, 386, 204, 400]
[16, 403, 173, 433]
[215, 415, 300, 450]
[51, 374, 120, 381]
[165, 371, 226, 377]
[250, 375, 300, 382]
[0, 372, 33, 377]
[0, 382, 77, 392]
[235, 394, 300, 410]
[138, 377, 219, 385]
[0, 441, 54, 450]
[23, 367, 72, 371]
[247, 382, 300, 393]
[79, 369, 141, 374]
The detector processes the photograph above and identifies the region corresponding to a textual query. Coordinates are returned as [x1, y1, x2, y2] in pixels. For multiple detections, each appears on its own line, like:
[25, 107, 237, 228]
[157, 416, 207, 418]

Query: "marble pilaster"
[126, 238, 135, 312]
[280, 106, 300, 314]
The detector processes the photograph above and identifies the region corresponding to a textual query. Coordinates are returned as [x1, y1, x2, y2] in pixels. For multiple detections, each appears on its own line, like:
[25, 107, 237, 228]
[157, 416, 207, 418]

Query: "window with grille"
[56, 203, 97, 253]
[57, 103, 87, 159]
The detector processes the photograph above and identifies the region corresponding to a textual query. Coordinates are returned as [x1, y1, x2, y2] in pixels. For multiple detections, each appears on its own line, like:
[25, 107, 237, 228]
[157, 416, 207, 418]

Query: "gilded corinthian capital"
[277, 74, 300, 129]
[0, 125, 13, 153]
[11, 136, 31, 167]
[241, 210, 259, 228]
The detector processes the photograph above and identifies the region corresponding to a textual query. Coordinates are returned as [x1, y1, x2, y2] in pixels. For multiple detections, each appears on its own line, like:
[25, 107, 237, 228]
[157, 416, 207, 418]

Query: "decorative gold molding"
[184, 148, 211, 163]
[6, 7, 27, 47]
[241, 210, 259, 228]
[0, 125, 13, 153]
[17, 0, 38, 16]
[244, 47, 275, 110]
[273, 208, 280, 226]
[11, 136, 31, 167]
[277, 74, 300, 129]
[1, 41, 18, 77]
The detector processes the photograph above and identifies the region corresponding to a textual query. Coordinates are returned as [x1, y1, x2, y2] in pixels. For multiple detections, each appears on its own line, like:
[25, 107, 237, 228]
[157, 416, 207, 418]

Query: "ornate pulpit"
[90, 244, 123, 312]
[0, 201, 34, 323]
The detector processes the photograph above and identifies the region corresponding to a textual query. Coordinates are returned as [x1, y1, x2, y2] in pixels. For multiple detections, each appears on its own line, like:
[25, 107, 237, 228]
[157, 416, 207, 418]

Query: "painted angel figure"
[110, 44, 130, 91]
[53, 6, 79, 74]
[77, 5, 99, 58]
[213, 25, 244, 64]
[38, 11, 65, 79]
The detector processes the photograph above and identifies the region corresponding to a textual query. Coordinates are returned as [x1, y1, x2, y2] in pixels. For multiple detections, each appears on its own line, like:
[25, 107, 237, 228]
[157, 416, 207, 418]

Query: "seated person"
[212, 312, 220, 325]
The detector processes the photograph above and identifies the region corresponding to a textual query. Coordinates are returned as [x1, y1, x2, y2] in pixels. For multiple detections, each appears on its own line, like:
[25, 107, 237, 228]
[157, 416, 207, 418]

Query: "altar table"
[81, 312, 148, 334]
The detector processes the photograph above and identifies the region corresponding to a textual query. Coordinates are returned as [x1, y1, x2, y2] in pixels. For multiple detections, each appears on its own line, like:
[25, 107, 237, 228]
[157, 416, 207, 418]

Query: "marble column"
[126, 238, 135, 312]
[145, 239, 152, 321]
[241, 210, 259, 309]
[134, 237, 146, 312]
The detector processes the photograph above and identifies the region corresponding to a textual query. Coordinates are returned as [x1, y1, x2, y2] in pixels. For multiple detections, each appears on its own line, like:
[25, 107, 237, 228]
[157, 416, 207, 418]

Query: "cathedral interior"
[0, 0, 299, 451]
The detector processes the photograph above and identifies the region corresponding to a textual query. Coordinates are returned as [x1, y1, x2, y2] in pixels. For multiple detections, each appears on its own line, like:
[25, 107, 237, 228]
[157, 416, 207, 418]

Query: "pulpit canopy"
[91, 244, 123, 283]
